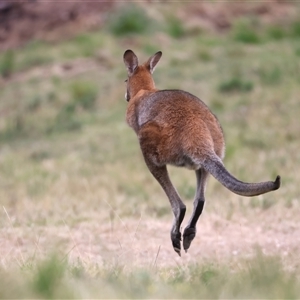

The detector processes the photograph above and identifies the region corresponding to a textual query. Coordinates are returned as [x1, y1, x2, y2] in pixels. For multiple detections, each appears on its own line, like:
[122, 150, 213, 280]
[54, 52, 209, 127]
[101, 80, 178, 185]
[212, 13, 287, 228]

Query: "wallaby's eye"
[124, 79, 128, 83]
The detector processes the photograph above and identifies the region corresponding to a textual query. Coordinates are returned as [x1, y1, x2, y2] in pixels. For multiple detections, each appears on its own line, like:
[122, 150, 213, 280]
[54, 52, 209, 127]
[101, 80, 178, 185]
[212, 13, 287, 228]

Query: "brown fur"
[123, 50, 280, 256]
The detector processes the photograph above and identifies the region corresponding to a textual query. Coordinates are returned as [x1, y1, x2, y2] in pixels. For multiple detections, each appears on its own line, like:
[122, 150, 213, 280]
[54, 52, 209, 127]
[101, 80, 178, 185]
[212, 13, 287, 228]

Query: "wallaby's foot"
[171, 232, 182, 256]
[183, 227, 196, 252]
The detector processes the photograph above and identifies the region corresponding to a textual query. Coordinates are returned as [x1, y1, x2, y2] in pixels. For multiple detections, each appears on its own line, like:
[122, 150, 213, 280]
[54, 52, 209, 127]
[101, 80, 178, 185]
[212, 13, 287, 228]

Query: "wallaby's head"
[123, 49, 162, 101]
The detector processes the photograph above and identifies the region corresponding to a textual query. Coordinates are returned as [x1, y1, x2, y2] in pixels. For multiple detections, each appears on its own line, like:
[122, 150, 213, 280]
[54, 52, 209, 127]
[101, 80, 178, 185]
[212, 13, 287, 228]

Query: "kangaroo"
[123, 49, 281, 256]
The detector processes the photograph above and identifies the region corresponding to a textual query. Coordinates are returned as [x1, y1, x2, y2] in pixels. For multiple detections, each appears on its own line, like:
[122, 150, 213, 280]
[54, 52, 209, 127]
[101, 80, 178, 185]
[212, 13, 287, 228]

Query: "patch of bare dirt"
[183, 1, 298, 33]
[0, 1, 298, 52]
[0, 0, 114, 51]
[1, 210, 299, 270]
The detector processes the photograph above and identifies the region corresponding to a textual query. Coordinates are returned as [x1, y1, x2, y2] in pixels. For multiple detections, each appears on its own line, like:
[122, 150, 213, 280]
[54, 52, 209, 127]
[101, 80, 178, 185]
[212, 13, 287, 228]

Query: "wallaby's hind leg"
[143, 160, 186, 256]
[183, 168, 209, 252]
[139, 124, 186, 255]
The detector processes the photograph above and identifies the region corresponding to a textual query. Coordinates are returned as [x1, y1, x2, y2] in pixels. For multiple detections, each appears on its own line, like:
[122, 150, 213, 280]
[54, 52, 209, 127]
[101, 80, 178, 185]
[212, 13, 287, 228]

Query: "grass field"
[0, 3, 300, 298]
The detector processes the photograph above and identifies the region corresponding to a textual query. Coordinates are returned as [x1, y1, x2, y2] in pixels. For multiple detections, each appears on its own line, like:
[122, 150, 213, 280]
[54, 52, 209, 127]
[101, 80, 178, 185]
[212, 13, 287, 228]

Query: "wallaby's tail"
[202, 155, 280, 197]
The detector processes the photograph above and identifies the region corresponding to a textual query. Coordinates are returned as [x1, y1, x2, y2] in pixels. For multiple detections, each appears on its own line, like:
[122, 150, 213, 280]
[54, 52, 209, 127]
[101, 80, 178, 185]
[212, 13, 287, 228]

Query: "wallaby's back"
[127, 89, 225, 161]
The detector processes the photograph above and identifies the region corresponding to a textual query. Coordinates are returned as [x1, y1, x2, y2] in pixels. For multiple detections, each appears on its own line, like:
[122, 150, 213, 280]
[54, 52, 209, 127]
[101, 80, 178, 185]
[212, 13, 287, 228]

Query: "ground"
[0, 2, 300, 298]
[2, 203, 300, 271]
[0, 1, 113, 50]
[0, 1, 297, 50]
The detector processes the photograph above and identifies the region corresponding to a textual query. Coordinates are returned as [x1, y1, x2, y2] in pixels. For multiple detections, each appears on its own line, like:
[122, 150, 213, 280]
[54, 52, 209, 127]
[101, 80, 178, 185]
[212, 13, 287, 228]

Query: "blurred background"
[0, 1, 300, 297]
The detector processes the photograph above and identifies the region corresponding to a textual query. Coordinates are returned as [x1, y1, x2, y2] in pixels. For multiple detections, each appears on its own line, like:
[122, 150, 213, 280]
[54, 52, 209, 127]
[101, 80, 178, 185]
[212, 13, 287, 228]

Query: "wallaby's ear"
[123, 49, 138, 76]
[146, 51, 162, 74]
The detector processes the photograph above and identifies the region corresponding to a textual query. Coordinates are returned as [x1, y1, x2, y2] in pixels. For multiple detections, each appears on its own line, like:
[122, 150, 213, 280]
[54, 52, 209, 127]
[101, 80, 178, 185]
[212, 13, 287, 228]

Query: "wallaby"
[123, 49, 280, 256]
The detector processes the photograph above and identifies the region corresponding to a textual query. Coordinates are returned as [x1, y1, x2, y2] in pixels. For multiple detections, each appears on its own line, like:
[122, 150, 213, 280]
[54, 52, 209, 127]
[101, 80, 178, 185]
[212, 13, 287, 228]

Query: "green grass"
[231, 19, 261, 44]
[1, 4, 300, 299]
[0, 251, 299, 299]
[165, 15, 186, 38]
[291, 20, 300, 37]
[107, 4, 154, 36]
[267, 25, 286, 40]
[69, 80, 98, 110]
[218, 77, 254, 93]
[0, 50, 14, 78]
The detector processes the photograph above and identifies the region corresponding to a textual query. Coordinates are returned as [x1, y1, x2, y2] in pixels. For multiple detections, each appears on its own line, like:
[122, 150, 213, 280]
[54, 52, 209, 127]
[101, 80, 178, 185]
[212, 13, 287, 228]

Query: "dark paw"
[171, 232, 182, 256]
[183, 227, 196, 252]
